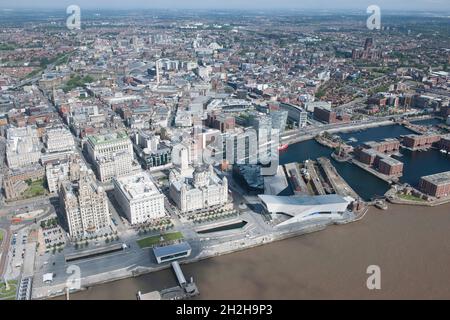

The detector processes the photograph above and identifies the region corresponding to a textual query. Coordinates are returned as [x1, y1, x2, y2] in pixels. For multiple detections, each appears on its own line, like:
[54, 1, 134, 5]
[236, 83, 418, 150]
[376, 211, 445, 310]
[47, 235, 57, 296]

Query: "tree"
[40, 57, 50, 67]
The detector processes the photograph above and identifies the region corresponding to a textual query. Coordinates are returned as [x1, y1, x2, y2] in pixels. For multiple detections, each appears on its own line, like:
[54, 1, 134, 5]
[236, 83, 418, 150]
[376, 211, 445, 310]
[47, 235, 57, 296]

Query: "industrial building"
[363, 138, 400, 154]
[402, 134, 441, 150]
[377, 156, 404, 176]
[355, 147, 404, 177]
[419, 171, 450, 198]
[439, 135, 450, 152]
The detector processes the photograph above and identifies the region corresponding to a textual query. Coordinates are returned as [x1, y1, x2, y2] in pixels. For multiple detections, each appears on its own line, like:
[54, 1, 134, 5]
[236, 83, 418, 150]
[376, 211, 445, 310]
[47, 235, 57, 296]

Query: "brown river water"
[61, 203, 450, 300]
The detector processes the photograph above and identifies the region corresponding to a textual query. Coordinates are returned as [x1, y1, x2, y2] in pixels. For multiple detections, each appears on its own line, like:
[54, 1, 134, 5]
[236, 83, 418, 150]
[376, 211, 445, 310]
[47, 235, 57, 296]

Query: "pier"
[284, 163, 309, 195]
[317, 157, 360, 200]
[304, 160, 327, 195]
[137, 261, 199, 300]
[350, 158, 400, 184]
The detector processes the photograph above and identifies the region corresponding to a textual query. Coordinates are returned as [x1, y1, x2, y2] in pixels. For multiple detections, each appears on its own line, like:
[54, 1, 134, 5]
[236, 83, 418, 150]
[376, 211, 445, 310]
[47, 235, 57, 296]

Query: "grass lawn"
[0, 229, 3, 244]
[22, 179, 47, 199]
[398, 194, 425, 202]
[137, 232, 184, 249]
[63, 74, 94, 92]
[0, 280, 17, 300]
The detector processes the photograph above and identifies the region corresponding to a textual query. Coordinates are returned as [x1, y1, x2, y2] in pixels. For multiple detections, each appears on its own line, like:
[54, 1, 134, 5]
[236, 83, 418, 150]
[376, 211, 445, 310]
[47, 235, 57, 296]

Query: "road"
[280, 111, 423, 145]
[0, 136, 7, 205]
[0, 194, 58, 279]
[0, 227, 11, 278]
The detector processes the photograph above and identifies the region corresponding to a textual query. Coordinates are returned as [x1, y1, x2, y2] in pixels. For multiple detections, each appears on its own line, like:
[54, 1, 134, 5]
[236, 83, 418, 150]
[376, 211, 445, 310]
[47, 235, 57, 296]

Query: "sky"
[0, 0, 449, 11]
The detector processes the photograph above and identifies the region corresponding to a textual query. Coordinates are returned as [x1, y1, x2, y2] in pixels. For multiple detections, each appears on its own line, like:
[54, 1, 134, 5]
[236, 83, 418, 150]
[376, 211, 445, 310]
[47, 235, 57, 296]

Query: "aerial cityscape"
[0, 0, 450, 303]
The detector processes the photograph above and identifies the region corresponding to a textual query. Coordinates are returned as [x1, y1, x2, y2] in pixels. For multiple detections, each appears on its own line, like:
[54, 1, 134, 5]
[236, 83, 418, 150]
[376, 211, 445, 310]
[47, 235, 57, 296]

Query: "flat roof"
[153, 242, 192, 258]
[87, 132, 128, 145]
[379, 156, 403, 166]
[115, 171, 161, 200]
[421, 171, 450, 186]
[361, 148, 379, 156]
[65, 243, 124, 262]
[43, 273, 53, 283]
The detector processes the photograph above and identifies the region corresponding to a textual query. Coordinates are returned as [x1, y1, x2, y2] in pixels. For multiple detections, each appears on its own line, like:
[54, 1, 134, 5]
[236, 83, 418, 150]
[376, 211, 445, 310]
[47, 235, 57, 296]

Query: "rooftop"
[379, 156, 403, 166]
[260, 194, 351, 208]
[153, 242, 192, 259]
[421, 171, 450, 186]
[88, 132, 129, 146]
[114, 171, 161, 200]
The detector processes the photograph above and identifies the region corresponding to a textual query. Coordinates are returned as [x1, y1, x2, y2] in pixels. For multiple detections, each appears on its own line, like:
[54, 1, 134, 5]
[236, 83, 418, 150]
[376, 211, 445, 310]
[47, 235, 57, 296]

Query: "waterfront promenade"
[38, 210, 355, 300]
[64, 203, 450, 300]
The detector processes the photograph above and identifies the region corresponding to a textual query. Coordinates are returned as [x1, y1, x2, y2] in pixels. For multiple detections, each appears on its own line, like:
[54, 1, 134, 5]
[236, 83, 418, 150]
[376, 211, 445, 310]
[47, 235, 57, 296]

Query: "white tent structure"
[258, 194, 353, 227]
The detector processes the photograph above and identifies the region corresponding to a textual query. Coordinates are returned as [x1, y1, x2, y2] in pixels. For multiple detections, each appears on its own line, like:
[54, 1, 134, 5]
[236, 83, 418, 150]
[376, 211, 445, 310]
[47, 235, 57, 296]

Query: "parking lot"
[5, 228, 29, 280]
[40, 225, 67, 253]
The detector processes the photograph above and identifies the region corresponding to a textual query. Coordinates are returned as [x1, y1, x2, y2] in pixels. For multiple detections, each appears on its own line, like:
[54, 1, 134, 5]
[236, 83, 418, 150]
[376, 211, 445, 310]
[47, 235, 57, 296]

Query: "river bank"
[64, 203, 450, 300]
[46, 212, 355, 300]
[51, 120, 450, 300]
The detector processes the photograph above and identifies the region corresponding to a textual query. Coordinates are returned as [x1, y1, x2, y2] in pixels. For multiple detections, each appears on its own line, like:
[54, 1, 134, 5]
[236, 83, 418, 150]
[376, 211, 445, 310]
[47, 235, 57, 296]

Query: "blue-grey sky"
[1, 0, 449, 11]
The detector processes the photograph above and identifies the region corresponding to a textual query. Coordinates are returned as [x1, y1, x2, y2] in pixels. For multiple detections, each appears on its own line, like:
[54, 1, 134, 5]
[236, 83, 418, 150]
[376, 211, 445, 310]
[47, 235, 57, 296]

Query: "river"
[66, 203, 450, 300]
[64, 124, 450, 300]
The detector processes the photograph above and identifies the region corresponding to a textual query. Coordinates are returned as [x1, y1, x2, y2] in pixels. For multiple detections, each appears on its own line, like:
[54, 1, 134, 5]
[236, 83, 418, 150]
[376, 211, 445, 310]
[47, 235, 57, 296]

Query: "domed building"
[169, 164, 229, 214]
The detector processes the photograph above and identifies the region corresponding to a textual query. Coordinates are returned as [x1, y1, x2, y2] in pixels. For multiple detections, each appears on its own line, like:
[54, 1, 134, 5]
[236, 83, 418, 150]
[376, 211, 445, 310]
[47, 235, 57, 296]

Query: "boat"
[374, 200, 388, 210]
[348, 137, 358, 143]
[278, 143, 289, 151]
[440, 149, 448, 154]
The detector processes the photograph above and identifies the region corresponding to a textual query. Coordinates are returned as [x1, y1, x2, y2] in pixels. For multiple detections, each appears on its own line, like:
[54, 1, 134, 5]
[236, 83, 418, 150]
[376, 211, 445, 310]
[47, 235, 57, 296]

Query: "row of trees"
[73, 233, 120, 250]
[40, 218, 58, 229]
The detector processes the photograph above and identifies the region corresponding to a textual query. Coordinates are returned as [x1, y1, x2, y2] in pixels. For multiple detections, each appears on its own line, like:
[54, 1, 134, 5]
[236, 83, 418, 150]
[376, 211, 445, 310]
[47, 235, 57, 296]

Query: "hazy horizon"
[0, 0, 449, 12]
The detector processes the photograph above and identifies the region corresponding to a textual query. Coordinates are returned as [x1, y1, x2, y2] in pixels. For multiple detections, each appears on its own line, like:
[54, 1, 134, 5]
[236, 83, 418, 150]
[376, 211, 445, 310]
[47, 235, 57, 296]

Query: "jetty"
[137, 261, 199, 300]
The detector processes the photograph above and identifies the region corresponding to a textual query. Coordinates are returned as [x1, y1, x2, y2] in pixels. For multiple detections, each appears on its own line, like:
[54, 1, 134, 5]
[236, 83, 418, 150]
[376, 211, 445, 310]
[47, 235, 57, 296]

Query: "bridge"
[137, 261, 199, 300]
[171, 261, 187, 287]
